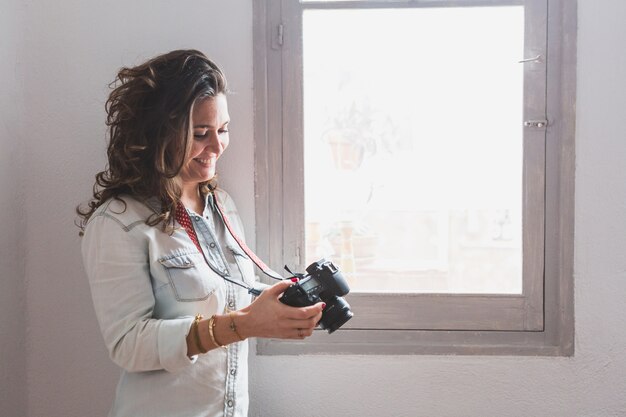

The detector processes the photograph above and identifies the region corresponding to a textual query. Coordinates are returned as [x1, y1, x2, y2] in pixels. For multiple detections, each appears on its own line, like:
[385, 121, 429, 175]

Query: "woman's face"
[180, 94, 230, 187]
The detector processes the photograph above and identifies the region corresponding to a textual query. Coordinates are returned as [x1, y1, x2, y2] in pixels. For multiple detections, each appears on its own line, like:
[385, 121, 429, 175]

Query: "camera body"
[279, 259, 353, 333]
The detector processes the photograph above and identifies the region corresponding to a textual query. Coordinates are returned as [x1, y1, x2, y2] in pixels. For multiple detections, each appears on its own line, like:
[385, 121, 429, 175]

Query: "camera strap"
[176, 201, 260, 294]
[210, 191, 285, 282]
[176, 196, 285, 295]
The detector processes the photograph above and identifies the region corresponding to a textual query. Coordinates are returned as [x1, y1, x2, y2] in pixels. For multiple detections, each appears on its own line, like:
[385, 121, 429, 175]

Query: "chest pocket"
[159, 252, 218, 302]
[228, 245, 257, 286]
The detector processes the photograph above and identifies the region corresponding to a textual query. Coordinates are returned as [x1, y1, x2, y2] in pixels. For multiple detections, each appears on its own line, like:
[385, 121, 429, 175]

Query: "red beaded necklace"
[175, 202, 202, 253]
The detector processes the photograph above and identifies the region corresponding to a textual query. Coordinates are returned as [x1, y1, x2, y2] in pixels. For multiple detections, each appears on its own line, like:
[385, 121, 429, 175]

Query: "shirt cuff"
[157, 316, 197, 373]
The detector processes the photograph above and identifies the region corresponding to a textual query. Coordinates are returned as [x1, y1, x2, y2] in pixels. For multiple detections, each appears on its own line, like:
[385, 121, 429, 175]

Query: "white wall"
[1, 0, 625, 416]
[15, 1, 253, 416]
[0, 0, 27, 416]
[251, 2, 626, 416]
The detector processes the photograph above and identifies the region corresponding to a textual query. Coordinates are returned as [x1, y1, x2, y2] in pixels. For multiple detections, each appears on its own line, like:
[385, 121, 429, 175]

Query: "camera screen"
[300, 276, 320, 292]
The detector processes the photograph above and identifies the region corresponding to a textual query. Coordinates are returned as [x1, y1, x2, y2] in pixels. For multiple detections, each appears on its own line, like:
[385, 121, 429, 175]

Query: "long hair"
[76, 49, 228, 234]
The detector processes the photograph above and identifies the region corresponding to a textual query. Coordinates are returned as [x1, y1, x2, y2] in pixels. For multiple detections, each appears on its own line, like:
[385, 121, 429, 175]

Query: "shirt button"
[209, 242, 216, 248]
[227, 400, 234, 407]
[228, 301, 235, 308]
[230, 369, 236, 376]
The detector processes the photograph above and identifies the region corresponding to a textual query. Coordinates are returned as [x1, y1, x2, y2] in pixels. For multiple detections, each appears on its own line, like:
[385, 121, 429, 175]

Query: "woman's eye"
[218, 129, 229, 134]
[194, 132, 208, 139]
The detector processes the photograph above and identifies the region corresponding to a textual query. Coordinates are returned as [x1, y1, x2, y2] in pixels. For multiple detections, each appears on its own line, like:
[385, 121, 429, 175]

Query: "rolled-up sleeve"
[81, 214, 195, 373]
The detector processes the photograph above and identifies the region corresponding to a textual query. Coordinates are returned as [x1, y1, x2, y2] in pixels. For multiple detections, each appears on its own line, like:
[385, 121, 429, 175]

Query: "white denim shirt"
[81, 189, 255, 417]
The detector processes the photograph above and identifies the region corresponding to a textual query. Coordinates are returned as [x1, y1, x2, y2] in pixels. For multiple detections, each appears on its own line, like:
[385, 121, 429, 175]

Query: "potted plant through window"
[322, 100, 397, 171]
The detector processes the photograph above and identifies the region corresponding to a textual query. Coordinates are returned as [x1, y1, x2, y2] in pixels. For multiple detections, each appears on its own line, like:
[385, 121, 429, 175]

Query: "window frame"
[253, 0, 575, 355]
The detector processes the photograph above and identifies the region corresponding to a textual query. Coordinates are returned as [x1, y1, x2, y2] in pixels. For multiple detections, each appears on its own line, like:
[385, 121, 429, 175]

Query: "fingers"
[247, 284, 325, 340]
[288, 316, 320, 330]
[269, 302, 324, 340]
[284, 302, 325, 338]
[306, 301, 326, 317]
[263, 278, 299, 297]
[280, 301, 325, 320]
[294, 327, 311, 339]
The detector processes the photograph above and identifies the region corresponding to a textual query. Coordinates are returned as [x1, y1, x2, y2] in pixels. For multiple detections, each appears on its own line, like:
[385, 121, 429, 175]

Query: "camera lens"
[319, 296, 353, 333]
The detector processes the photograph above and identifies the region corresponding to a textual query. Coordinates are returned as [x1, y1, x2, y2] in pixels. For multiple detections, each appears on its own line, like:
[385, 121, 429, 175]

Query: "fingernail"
[290, 277, 299, 282]
[322, 303, 326, 309]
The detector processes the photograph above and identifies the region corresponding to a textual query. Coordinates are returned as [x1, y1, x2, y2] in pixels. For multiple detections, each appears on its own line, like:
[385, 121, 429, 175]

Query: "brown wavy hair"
[76, 49, 227, 234]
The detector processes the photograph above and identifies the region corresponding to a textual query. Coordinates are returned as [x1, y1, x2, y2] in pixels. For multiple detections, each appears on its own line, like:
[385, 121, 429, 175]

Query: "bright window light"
[303, 7, 524, 294]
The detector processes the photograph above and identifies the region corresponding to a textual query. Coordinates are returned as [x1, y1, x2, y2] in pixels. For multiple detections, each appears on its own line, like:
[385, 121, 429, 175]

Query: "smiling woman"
[75, 50, 325, 417]
[180, 94, 231, 214]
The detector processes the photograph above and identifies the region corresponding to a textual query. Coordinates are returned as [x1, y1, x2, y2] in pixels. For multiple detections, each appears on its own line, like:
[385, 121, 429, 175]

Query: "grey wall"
[10, 1, 254, 416]
[1, 0, 625, 416]
[0, 0, 26, 416]
[254, 3, 626, 417]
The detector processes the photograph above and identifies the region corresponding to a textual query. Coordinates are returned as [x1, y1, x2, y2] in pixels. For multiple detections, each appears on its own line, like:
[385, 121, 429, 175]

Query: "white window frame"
[253, 0, 575, 355]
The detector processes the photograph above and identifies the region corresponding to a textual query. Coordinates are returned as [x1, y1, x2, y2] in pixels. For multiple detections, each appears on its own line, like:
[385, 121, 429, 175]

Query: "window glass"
[303, 7, 524, 294]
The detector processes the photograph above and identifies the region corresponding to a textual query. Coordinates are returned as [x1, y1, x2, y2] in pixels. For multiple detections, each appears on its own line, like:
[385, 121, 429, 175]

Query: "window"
[254, 0, 575, 355]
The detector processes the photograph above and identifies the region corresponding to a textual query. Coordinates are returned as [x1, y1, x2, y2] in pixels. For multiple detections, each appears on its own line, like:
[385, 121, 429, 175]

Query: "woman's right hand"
[237, 279, 325, 340]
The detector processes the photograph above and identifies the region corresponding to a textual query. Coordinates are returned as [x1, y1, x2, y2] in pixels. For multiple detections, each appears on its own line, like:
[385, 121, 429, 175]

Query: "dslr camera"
[251, 259, 353, 333]
[280, 259, 353, 333]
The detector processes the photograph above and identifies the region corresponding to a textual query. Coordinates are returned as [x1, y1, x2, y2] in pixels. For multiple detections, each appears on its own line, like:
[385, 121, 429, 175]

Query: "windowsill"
[256, 328, 573, 356]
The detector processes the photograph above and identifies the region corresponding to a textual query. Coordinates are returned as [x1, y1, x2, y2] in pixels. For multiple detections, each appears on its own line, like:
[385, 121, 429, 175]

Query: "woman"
[77, 49, 323, 417]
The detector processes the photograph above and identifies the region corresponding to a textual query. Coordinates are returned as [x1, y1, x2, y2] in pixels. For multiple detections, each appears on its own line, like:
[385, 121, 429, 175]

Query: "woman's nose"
[206, 132, 224, 153]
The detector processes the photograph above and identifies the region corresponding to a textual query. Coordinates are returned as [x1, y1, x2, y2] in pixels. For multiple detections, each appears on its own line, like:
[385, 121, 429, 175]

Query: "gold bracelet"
[208, 315, 227, 349]
[193, 314, 208, 354]
[229, 312, 244, 341]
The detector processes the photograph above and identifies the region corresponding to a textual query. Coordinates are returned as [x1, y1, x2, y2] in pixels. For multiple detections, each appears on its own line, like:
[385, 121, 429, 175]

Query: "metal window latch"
[524, 120, 548, 128]
[518, 55, 542, 64]
[271, 24, 284, 50]
[277, 24, 284, 46]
